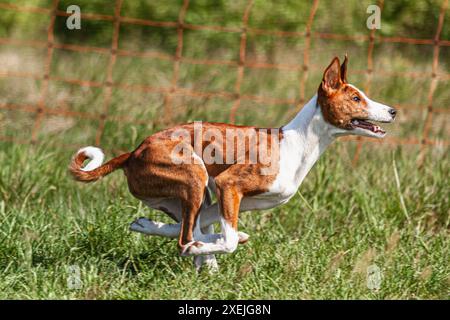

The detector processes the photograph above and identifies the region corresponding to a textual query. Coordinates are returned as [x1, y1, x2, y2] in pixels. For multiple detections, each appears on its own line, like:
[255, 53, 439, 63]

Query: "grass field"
[0, 141, 448, 299]
[0, 0, 449, 300]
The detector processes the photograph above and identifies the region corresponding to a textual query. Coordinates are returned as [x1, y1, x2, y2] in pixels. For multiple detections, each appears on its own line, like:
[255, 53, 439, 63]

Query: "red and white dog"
[70, 56, 396, 271]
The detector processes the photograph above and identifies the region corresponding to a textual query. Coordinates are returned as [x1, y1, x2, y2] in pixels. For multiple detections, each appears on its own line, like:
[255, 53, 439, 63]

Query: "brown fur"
[70, 122, 282, 249]
[318, 57, 369, 129]
[70, 151, 130, 182]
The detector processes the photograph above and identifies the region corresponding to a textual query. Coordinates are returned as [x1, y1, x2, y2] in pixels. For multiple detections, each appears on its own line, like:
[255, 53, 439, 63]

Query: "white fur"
[348, 84, 394, 123]
[130, 214, 249, 243]
[130, 217, 180, 237]
[194, 224, 219, 272]
[244, 95, 334, 211]
[78, 146, 104, 171]
[181, 218, 239, 256]
[130, 88, 394, 259]
[270, 96, 331, 194]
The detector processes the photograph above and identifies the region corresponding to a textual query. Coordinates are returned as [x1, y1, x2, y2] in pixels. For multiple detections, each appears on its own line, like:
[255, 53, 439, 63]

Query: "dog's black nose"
[389, 108, 397, 118]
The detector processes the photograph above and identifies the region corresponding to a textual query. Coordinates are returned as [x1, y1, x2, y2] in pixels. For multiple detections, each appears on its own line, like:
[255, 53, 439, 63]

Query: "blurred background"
[0, 0, 448, 157]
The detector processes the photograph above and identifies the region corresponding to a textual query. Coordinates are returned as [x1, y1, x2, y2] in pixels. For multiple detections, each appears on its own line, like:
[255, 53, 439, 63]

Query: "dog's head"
[317, 55, 396, 138]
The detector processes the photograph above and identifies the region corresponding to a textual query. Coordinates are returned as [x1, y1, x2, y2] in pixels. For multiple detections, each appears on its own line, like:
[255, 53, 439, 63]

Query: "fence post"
[229, 0, 254, 124]
[30, 0, 59, 144]
[418, 0, 448, 166]
[162, 0, 190, 126]
[95, 0, 123, 146]
[299, 0, 319, 107]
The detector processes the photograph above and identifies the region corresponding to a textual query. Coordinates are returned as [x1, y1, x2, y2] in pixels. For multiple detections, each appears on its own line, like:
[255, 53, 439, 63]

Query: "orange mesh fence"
[0, 0, 449, 162]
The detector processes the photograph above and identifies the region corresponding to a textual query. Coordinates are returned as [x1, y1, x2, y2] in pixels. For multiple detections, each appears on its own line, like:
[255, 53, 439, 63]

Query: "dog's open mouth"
[351, 119, 386, 135]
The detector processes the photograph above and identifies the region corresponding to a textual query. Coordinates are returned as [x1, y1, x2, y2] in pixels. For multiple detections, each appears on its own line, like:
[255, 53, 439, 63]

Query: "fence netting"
[0, 0, 448, 164]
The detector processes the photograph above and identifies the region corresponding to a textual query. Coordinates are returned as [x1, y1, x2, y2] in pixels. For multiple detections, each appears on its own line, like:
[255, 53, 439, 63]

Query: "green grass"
[0, 141, 448, 299]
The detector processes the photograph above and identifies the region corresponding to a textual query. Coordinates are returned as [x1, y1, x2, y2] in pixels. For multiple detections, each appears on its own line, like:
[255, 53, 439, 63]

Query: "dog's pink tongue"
[352, 120, 385, 134]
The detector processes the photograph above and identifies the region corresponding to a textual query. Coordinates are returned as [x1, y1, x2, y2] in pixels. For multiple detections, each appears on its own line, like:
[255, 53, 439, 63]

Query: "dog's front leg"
[193, 224, 218, 273]
[194, 187, 219, 272]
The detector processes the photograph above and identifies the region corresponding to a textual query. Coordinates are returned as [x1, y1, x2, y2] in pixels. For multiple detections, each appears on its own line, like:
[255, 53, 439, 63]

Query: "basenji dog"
[70, 56, 396, 271]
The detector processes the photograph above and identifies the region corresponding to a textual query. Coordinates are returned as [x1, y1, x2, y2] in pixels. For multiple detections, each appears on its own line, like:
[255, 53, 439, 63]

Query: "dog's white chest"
[249, 128, 325, 211]
[266, 134, 303, 199]
[241, 133, 305, 211]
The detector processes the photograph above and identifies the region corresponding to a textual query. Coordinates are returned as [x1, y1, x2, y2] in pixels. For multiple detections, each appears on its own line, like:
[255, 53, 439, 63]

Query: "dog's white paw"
[238, 231, 250, 244]
[180, 241, 206, 257]
[129, 217, 160, 234]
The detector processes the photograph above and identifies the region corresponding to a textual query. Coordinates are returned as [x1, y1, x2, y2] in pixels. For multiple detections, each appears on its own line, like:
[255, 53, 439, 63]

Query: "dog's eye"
[352, 96, 361, 102]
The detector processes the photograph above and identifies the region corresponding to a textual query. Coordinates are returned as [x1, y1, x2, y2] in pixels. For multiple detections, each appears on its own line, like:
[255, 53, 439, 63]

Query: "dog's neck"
[281, 94, 336, 185]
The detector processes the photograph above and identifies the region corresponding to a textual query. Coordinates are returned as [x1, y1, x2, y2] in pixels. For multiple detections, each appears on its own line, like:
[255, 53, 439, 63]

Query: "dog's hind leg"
[130, 204, 249, 243]
[129, 198, 182, 237]
[130, 218, 180, 237]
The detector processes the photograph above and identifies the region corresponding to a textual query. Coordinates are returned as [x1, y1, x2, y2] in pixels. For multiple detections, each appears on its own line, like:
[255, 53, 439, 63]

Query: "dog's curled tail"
[69, 146, 130, 183]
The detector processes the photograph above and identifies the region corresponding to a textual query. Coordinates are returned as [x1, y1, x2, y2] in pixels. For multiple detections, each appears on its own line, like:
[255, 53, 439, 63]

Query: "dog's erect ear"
[321, 57, 342, 93]
[340, 54, 348, 83]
